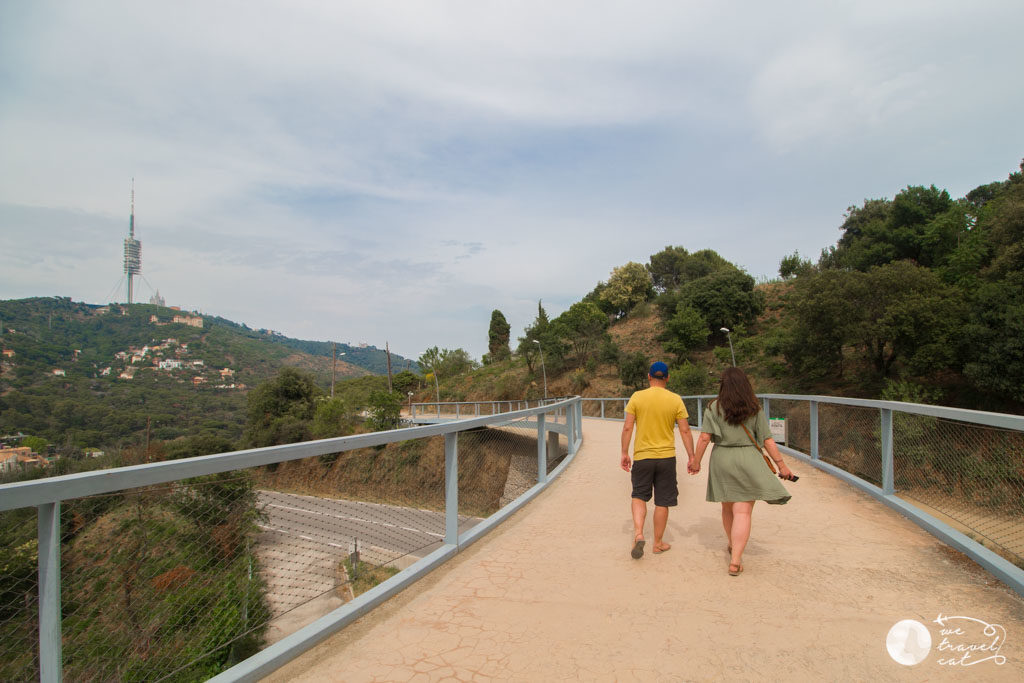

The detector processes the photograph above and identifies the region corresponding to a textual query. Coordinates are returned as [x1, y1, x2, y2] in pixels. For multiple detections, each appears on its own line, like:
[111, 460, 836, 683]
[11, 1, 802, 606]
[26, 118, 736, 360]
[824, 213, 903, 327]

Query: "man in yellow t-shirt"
[620, 361, 694, 559]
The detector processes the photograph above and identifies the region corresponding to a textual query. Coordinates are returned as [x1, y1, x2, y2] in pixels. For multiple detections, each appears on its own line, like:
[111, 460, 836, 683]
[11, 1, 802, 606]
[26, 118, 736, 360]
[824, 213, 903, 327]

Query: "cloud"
[2, 1, 1024, 359]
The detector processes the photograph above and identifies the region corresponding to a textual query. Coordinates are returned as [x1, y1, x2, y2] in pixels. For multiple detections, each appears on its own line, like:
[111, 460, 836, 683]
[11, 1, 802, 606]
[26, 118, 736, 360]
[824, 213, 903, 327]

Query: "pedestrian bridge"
[2, 396, 1022, 680]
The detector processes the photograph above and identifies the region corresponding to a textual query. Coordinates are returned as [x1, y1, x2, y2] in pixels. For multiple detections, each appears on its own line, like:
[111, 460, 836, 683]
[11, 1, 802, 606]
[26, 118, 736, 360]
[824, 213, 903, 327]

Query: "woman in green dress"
[688, 367, 794, 576]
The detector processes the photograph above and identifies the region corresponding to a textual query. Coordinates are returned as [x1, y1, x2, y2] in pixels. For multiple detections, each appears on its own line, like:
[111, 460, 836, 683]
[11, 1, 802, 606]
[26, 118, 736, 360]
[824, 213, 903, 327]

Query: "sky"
[2, 1, 1022, 362]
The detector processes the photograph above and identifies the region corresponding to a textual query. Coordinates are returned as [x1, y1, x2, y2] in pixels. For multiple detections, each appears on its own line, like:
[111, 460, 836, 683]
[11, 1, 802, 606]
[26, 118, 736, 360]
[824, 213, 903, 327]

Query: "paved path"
[263, 418, 1024, 681]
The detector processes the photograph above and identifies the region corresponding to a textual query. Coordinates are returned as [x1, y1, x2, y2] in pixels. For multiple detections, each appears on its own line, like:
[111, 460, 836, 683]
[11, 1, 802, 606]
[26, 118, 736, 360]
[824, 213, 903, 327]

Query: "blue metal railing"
[0, 398, 584, 683]
[582, 394, 1024, 598]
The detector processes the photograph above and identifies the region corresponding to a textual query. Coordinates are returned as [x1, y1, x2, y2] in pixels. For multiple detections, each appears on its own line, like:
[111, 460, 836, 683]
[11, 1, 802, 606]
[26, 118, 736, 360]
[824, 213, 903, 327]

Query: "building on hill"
[172, 314, 203, 328]
[150, 290, 166, 307]
[2, 349, 14, 358]
[51, 369, 65, 376]
[0, 447, 46, 473]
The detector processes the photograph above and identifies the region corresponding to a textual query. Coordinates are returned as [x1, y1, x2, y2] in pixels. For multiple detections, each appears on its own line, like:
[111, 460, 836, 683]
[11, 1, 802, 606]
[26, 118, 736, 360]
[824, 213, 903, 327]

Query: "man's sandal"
[728, 563, 743, 576]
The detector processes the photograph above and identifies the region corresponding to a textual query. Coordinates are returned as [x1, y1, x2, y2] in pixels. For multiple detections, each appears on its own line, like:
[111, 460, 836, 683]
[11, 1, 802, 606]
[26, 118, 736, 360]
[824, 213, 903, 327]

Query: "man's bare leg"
[652, 505, 670, 553]
[630, 498, 647, 558]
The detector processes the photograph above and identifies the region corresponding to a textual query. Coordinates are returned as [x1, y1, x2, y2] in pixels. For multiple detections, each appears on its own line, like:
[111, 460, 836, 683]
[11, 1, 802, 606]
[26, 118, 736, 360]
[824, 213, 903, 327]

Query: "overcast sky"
[2, 1, 1022, 361]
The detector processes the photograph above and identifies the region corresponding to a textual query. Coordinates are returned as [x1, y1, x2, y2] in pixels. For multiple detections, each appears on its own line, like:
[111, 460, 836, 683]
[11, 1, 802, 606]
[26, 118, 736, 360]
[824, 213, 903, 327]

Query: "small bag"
[741, 423, 778, 474]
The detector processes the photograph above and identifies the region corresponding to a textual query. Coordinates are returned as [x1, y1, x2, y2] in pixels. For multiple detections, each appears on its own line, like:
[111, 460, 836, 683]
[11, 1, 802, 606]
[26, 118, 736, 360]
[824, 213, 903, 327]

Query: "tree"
[852, 261, 964, 376]
[779, 251, 814, 279]
[676, 268, 763, 332]
[618, 351, 648, 392]
[241, 368, 322, 447]
[659, 304, 709, 363]
[366, 390, 402, 432]
[311, 397, 355, 438]
[417, 346, 477, 378]
[516, 300, 551, 373]
[782, 269, 858, 379]
[486, 310, 511, 363]
[647, 246, 690, 292]
[599, 262, 653, 318]
[552, 301, 608, 363]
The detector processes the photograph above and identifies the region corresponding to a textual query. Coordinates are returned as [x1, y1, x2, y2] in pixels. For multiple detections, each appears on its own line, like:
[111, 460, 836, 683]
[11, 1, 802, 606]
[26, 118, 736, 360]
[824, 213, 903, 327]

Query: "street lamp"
[407, 391, 414, 416]
[531, 339, 548, 400]
[331, 347, 346, 397]
[720, 327, 736, 366]
[431, 366, 441, 415]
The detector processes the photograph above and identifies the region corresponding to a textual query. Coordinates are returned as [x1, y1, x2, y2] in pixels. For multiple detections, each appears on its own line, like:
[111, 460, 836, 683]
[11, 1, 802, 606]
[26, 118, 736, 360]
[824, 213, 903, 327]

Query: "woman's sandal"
[728, 563, 743, 576]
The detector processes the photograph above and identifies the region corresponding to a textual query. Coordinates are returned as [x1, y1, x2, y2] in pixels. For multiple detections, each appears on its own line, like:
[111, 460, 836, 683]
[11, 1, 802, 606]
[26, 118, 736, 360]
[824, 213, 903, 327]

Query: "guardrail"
[0, 398, 583, 683]
[581, 394, 1024, 596]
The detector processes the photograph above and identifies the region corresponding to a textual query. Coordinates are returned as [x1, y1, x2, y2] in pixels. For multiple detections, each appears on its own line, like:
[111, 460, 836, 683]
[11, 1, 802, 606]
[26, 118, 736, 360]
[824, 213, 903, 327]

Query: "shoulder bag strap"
[741, 422, 778, 474]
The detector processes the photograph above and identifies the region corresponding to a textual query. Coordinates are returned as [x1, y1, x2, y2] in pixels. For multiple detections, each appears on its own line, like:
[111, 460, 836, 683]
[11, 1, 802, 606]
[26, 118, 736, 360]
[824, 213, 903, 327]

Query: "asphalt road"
[255, 490, 480, 620]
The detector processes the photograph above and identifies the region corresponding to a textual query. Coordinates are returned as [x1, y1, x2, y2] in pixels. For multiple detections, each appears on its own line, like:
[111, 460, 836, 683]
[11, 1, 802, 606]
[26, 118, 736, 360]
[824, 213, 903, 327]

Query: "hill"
[0, 297, 416, 451]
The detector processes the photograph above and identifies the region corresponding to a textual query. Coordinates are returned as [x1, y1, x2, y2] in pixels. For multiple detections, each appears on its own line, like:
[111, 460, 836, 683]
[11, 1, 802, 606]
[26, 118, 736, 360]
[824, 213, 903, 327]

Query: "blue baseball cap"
[649, 361, 669, 379]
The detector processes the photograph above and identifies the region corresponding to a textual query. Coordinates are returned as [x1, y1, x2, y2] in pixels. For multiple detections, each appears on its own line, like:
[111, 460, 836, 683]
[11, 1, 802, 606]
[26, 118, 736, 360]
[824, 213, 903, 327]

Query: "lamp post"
[431, 366, 441, 415]
[532, 339, 547, 401]
[720, 327, 736, 366]
[407, 391, 414, 415]
[331, 347, 345, 397]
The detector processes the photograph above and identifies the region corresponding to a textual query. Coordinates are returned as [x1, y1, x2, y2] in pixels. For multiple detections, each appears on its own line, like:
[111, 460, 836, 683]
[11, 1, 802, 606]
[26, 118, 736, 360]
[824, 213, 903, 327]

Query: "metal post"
[763, 397, 771, 421]
[810, 400, 819, 460]
[697, 397, 703, 429]
[537, 412, 547, 484]
[38, 502, 62, 683]
[881, 408, 894, 495]
[444, 433, 458, 545]
[456, 403, 461, 419]
[600, 399, 605, 419]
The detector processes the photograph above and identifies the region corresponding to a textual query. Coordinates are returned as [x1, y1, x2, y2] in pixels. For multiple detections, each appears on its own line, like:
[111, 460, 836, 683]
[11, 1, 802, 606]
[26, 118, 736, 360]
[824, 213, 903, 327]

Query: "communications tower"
[123, 179, 141, 304]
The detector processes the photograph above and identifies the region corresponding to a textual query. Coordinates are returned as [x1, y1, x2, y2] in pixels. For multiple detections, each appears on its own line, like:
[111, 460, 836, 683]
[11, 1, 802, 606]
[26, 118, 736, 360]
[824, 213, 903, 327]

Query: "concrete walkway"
[263, 418, 1024, 681]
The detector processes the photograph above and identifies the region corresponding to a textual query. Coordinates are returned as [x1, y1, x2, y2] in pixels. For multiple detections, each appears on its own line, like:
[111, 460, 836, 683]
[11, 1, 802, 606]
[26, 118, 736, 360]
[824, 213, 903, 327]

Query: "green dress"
[701, 402, 791, 505]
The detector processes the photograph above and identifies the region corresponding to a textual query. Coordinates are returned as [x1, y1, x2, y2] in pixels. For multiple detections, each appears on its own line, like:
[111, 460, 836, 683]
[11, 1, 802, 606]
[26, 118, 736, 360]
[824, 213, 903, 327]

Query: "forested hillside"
[419, 159, 1024, 415]
[0, 298, 413, 454]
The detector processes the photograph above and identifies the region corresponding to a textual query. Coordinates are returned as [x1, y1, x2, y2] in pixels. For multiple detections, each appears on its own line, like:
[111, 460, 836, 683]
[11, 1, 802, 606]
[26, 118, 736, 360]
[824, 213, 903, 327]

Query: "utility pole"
[386, 341, 393, 392]
[331, 342, 336, 398]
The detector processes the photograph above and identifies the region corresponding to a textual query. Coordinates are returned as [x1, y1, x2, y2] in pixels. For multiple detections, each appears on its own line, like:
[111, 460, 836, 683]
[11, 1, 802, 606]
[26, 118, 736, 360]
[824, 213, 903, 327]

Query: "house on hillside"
[158, 359, 183, 370]
[2, 349, 15, 358]
[220, 368, 235, 379]
[0, 447, 46, 473]
[192, 376, 206, 386]
[51, 369, 65, 376]
[172, 314, 203, 328]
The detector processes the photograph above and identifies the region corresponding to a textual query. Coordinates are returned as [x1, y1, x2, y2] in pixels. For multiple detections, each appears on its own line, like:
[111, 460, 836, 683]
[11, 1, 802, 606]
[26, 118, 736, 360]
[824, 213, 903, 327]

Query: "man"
[620, 361, 694, 559]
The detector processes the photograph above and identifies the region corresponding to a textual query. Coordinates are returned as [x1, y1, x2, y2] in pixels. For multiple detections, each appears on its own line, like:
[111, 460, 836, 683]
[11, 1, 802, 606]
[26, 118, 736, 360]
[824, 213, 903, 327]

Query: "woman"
[688, 367, 794, 576]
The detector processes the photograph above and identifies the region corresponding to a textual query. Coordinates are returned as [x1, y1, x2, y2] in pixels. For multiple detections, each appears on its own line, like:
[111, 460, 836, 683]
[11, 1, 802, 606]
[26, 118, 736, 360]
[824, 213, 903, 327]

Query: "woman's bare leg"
[721, 502, 734, 549]
[729, 501, 754, 569]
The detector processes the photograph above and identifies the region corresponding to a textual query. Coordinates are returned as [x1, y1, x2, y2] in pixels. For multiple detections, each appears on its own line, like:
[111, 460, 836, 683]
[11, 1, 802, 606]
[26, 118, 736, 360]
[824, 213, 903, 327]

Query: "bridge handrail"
[1, 397, 585, 682]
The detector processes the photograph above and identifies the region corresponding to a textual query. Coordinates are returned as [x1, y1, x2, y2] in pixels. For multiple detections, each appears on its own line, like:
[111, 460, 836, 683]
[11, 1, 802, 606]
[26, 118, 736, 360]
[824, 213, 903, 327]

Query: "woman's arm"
[689, 431, 712, 474]
[763, 437, 793, 479]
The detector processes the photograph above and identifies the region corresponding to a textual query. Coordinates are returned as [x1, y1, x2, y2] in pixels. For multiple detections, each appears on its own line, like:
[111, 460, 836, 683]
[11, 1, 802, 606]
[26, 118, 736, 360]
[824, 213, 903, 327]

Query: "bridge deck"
[264, 418, 1024, 681]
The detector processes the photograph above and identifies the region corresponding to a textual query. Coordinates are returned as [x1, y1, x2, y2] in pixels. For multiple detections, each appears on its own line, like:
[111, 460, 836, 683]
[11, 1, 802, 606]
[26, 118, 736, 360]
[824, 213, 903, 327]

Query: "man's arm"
[677, 418, 695, 460]
[620, 413, 636, 472]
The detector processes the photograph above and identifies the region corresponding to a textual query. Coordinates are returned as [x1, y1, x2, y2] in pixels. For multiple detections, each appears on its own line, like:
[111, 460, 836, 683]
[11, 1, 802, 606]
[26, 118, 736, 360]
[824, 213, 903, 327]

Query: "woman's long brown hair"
[715, 366, 761, 425]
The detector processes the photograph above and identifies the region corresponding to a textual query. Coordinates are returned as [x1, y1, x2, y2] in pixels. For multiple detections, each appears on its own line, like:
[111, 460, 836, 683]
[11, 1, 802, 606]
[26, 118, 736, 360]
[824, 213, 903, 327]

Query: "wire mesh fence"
[1, 400, 579, 681]
[0, 507, 39, 682]
[765, 398, 809, 454]
[816, 403, 883, 487]
[892, 414, 1024, 566]
[54, 473, 269, 682]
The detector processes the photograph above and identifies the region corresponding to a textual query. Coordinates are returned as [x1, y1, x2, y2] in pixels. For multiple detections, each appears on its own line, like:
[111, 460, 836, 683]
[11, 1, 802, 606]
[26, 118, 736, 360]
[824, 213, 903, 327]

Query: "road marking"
[265, 503, 443, 537]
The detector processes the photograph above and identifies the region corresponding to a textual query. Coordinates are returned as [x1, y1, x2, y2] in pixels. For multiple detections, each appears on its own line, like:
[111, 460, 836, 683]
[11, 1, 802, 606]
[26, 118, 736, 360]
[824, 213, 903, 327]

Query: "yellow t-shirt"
[625, 386, 688, 460]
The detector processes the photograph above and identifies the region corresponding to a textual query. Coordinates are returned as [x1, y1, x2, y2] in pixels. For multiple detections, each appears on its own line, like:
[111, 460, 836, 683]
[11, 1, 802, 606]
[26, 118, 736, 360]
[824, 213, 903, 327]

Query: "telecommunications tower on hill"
[123, 179, 141, 304]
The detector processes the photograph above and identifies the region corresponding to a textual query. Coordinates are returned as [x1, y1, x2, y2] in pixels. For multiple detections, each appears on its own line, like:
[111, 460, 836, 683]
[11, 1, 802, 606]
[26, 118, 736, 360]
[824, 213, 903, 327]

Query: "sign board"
[769, 417, 786, 444]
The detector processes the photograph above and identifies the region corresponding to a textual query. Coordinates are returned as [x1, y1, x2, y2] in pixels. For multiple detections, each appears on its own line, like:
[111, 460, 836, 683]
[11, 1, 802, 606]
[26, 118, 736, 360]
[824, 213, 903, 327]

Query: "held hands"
[687, 456, 701, 475]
